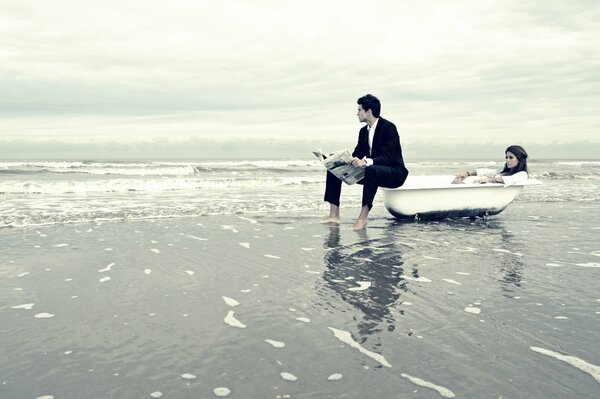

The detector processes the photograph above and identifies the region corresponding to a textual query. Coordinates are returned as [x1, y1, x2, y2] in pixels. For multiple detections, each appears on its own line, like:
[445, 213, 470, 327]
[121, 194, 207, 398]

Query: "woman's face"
[505, 151, 519, 169]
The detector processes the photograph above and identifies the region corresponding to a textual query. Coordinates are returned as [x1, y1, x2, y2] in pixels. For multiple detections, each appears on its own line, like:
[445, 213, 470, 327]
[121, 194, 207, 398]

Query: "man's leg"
[354, 166, 406, 230]
[321, 171, 342, 224]
[352, 205, 370, 230]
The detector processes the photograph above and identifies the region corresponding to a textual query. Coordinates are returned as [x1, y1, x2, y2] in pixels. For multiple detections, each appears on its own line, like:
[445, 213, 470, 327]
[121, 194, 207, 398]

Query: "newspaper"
[312, 148, 365, 185]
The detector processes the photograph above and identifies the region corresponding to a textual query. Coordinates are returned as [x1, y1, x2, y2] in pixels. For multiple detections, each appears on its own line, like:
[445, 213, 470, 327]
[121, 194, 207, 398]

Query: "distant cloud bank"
[1, 139, 598, 160]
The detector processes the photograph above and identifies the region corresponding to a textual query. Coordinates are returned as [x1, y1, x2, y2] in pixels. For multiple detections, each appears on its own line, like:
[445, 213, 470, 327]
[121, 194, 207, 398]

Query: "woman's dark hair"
[501, 145, 528, 175]
[357, 94, 381, 118]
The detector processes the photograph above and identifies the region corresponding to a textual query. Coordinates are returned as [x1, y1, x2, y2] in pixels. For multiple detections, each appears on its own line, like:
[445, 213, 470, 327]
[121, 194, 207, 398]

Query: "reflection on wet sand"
[403, 218, 526, 297]
[320, 226, 407, 344]
[497, 228, 525, 296]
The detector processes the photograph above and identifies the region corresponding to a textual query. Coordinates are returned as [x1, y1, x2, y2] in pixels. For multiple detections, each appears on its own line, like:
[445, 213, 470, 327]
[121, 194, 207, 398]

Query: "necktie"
[367, 125, 372, 156]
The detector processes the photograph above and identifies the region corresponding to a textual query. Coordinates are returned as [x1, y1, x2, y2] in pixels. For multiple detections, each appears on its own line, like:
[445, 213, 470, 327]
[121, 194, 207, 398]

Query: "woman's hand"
[474, 177, 490, 184]
[474, 176, 501, 184]
[452, 171, 470, 184]
[452, 175, 466, 184]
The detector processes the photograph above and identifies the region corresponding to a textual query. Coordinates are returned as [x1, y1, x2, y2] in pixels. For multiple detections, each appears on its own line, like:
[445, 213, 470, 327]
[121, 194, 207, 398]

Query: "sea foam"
[328, 327, 391, 368]
[400, 373, 456, 398]
[530, 346, 600, 383]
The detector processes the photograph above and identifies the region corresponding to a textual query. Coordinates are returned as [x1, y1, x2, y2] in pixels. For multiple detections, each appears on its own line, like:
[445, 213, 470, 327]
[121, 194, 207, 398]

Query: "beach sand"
[1, 203, 599, 398]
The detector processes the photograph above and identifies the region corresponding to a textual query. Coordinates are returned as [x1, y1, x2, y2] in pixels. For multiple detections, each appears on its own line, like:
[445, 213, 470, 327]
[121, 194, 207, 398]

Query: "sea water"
[1, 158, 599, 227]
[1, 158, 599, 398]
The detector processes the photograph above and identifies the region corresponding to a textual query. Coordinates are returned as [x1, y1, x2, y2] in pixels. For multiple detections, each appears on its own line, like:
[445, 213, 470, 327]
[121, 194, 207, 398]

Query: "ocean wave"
[0, 160, 323, 176]
[535, 171, 600, 181]
[0, 176, 324, 194]
[0, 168, 49, 175]
[555, 161, 600, 166]
[0, 198, 335, 229]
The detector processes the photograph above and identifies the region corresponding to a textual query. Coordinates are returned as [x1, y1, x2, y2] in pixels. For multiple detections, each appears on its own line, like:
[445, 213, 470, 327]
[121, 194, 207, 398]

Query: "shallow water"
[1, 199, 599, 398]
[2, 158, 599, 227]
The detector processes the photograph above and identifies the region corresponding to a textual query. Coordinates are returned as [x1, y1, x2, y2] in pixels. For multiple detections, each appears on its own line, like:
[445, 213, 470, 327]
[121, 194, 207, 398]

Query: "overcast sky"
[1, 0, 598, 157]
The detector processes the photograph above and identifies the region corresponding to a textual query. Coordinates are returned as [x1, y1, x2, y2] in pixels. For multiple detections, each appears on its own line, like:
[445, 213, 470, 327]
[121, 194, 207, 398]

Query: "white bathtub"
[382, 175, 542, 220]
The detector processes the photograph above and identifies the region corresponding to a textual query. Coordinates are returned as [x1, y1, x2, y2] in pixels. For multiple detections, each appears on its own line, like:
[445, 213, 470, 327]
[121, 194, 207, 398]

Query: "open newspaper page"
[312, 148, 365, 185]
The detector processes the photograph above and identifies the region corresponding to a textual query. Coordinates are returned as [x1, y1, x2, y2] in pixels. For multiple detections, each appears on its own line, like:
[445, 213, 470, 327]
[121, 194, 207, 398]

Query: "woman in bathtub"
[452, 145, 529, 185]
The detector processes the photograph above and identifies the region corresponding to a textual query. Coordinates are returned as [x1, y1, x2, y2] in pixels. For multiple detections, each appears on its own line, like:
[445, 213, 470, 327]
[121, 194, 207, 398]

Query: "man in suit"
[321, 94, 409, 230]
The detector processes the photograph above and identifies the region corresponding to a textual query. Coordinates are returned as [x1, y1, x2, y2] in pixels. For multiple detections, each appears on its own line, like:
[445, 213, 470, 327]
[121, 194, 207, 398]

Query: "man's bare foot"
[352, 218, 367, 230]
[320, 216, 341, 224]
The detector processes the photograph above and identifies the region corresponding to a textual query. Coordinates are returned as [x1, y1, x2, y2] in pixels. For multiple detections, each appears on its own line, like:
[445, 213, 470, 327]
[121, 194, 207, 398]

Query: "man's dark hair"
[357, 94, 381, 118]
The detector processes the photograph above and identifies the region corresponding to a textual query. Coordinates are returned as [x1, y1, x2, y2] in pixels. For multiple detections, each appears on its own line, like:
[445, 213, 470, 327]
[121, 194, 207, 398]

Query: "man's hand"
[351, 157, 367, 168]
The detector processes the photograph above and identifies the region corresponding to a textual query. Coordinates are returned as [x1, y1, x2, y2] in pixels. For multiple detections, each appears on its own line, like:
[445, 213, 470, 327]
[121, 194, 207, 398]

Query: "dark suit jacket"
[352, 117, 408, 171]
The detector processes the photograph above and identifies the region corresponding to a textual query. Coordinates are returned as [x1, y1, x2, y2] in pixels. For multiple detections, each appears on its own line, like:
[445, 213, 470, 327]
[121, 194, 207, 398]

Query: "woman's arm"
[475, 171, 528, 185]
[452, 169, 477, 184]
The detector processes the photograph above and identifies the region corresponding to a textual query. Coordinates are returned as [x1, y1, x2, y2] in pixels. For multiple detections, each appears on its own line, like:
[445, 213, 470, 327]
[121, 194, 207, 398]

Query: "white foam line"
[53, 243, 68, 247]
[213, 387, 231, 396]
[455, 247, 477, 252]
[401, 275, 432, 283]
[186, 235, 208, 241]
[280, 372, 298, 381]
[150, 248, 160, 254]
[531, 346, 600, 384]
[442, 279, 462, 285]
[34, 312, 55, 319]
[575, 262, 600, 268]
[492, 248, 522, 256]
[348, 281, 372, 291]
[423, 255, 443, 260]
[222, 296, 240, 307]
[264, 254, 281, 259]
[265, 339, 286, 348]
[396, 241, 417, 248]
[238, 216, 257, 224]
[409, 238, 439, 245]
[465, 306, 481, 314]
[400, 373, 456, 398]
[98, 262, 115, 273]
[239, 242, 250, 248]
[224, 311, 246, 328]
[11, 303, 35, 310]
[328, 327, 391, 367]
[99, 276, 111, 283]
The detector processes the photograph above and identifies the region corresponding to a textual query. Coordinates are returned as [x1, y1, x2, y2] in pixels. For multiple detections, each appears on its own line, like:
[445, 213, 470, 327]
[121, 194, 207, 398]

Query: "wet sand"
[1, 203, 599, 398]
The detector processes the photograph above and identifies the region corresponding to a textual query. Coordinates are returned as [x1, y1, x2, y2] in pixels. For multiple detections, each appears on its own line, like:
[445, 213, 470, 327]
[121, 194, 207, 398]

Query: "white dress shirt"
[365, 118, 379, 166]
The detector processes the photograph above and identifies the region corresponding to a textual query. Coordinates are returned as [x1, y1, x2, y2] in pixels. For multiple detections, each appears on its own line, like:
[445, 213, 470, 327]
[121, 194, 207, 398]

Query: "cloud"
[0, 0, 598, 152]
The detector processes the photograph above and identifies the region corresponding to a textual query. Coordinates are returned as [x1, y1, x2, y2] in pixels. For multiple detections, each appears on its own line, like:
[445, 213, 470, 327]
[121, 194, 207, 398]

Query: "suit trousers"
[324, 165, 408, 210]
